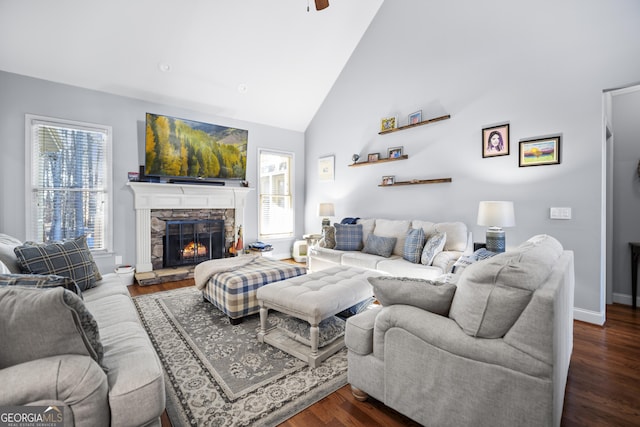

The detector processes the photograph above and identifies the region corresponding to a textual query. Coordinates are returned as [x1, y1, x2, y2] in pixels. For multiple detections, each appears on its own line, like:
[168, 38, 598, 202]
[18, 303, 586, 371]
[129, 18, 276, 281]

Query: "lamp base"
[486, 228, 506, 253]
[321, 218, 330, 228]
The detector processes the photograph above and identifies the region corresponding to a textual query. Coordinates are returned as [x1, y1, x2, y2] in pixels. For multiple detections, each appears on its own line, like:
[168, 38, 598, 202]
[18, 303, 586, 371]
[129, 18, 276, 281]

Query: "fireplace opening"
[164, 219, 224, 268]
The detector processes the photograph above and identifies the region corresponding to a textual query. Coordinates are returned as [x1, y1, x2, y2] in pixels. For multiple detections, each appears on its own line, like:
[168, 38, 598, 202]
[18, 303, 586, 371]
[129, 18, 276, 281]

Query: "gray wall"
[612, 89, 640, 305]
[304, 0, 640, 322]
[0, 71, 305, 268]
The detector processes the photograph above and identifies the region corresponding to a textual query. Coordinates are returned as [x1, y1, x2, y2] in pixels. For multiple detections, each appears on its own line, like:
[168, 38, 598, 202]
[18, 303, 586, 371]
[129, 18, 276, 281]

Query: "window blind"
[258, 150, 293, 239]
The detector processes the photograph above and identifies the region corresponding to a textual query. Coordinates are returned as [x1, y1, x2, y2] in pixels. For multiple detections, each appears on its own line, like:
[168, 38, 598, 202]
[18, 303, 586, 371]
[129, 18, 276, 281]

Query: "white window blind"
[258, 150, 293, 239]
[26, 115, 111, 251]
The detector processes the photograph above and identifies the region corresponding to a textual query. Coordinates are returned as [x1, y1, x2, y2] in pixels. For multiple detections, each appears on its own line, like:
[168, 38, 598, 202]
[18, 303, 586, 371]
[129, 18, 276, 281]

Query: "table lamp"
[477, 201, 515, 253]
[318, 203, 335, 228]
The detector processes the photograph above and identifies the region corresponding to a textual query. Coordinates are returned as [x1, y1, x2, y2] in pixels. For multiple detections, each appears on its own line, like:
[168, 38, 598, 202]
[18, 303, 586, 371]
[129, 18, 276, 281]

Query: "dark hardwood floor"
[128, 279, 640, 427]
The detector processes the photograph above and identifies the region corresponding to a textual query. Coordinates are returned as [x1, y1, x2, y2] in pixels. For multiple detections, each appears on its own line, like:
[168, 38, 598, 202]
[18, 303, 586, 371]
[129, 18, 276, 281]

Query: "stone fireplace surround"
[127, 182, 252, 274]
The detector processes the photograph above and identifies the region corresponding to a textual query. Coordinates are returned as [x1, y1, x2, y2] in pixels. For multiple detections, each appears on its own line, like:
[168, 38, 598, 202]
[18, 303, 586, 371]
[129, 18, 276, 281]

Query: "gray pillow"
[449, 234, 564, 338]
[421, 232, 446, 265]
[14, 235, 98, 291]
[334, 223, 363, 251]
[368, 276, 457, 316]
[403, 228, 425, 263]
[0, 286, 103, 369]
[363, 234, 397, 258]
[0, 273, 82, 297]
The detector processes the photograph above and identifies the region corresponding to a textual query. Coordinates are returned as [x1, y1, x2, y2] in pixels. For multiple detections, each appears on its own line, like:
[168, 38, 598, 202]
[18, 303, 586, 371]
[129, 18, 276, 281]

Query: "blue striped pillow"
[403, 228, 426, 263]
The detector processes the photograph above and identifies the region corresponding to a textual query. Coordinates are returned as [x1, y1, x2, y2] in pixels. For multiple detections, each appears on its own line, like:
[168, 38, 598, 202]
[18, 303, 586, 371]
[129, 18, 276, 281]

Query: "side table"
[629, 242, 640, 309]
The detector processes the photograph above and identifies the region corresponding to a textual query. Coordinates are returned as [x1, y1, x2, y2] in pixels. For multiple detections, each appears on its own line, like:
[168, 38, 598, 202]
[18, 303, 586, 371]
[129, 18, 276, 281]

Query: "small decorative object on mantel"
[519, 136, 561, 167]
[408, 110, 422, 125]
[388, 146, 403, 159]
[352, 154, 360, 164]
[380, 116, 398, 132]
[482, 123, 510, 158]
[382, 175, 395, 186]
[241, 180, 249, 187]
[128, 172, 140, 181]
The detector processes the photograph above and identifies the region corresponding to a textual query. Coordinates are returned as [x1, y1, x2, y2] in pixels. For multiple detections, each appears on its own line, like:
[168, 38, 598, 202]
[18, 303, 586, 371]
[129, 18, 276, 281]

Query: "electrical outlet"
[115, 255, 123, 265]
[550, 207, 572, 220]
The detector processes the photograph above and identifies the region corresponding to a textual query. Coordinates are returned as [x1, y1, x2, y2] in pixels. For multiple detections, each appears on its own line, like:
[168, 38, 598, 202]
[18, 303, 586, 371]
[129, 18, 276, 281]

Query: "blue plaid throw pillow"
[0, 273, 82, 297]
[334, 223, 363, 251]
[403, 228, 426, 263]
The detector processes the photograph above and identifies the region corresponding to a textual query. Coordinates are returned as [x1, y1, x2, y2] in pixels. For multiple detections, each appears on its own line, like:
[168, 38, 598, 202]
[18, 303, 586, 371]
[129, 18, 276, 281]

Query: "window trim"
[24, 114, 113, 253]
[257, 148, 295, 240]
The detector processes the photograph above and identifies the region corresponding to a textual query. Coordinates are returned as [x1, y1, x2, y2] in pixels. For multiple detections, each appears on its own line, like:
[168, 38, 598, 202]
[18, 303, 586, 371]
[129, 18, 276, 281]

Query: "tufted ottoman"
[256, 265, 382, 367]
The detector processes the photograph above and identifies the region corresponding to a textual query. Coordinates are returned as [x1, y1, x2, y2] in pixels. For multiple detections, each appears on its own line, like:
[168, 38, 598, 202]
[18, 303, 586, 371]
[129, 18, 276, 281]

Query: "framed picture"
[382, 175, 395, 186]
[380, 116, 398, 132]
[519, 136, 561, 167]
[408, 110, 422, 125]
[388, 146, 403, 159]
[482, 124, 510, 158]
[318, 155, 335, 181]
[368, 153, 380, 162]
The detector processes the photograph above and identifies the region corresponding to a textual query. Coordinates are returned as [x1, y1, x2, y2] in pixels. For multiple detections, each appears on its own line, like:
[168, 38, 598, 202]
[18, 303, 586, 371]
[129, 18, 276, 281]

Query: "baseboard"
[612, 292, 639, 307]
[573, 307, 605, 325]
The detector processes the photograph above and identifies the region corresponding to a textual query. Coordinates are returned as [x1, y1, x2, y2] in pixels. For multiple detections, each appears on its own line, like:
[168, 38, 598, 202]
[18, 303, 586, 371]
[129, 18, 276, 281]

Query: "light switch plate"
[550, 207, 572, 220]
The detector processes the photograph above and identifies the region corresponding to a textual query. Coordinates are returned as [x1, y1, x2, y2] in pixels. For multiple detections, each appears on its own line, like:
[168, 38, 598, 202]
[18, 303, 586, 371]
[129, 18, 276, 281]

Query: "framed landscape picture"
[482, 123, 510, 158]
[519, 136, 561, 167]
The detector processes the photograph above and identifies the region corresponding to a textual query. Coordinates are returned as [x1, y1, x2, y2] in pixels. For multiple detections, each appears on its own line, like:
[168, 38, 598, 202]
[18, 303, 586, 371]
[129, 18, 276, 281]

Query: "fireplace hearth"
[164, 219, 224, 268]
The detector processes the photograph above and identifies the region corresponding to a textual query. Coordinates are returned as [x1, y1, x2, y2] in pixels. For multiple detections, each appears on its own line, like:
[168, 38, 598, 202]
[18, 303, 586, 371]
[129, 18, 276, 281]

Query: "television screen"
[145, 113, 248, 180]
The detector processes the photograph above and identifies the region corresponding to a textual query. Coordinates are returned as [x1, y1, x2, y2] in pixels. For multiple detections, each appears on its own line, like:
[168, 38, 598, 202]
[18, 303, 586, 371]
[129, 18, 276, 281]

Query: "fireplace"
[164, 219, 224, 268]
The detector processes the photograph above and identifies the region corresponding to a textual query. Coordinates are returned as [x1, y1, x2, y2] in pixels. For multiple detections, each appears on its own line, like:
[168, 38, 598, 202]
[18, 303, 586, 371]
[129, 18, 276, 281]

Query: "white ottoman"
[257, 265, 382, 367]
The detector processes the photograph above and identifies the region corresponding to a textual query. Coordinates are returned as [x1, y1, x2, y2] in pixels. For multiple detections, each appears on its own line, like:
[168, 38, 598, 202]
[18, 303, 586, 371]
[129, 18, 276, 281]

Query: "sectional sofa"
[308, 218, 472, 279]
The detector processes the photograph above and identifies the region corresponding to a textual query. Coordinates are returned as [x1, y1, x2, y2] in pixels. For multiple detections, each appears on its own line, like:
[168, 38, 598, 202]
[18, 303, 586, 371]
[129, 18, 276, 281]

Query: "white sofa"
[309, 219, 472, 279]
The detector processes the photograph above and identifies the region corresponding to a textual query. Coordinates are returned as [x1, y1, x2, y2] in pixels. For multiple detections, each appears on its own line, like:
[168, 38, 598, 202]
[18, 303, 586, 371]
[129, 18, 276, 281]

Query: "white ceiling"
[0, 0, 383, 132]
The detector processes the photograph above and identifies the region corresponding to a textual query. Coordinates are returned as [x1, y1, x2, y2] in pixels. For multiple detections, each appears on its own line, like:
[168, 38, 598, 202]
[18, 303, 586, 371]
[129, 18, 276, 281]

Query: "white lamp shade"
[477, 201, 515, 228]
[318, 203, 335, 217]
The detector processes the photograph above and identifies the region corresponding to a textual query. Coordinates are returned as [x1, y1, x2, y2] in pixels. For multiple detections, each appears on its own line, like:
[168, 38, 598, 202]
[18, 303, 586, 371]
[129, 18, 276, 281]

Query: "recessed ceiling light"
[158, 63, 172, 72]
[237, 83, 248, 94]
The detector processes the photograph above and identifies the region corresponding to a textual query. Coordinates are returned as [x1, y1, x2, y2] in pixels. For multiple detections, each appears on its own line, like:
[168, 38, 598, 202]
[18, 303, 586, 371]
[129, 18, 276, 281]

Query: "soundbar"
[168, 179, 225, 186]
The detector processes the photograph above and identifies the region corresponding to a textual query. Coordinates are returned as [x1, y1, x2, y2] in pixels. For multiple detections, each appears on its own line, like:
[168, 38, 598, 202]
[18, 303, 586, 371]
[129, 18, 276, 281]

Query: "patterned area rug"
[133, 286, 348, 426]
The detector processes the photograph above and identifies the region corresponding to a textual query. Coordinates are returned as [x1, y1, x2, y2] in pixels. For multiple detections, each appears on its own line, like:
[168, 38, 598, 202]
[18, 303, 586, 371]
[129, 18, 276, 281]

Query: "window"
[258, 149, 293, 239]
[25, 114, 112, 251]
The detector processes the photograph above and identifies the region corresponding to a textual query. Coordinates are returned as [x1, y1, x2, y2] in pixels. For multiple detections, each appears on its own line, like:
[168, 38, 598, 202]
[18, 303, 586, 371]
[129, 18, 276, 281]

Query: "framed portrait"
[482, 124, 510, 158]
[367, 153, 380, 162]
[519, 136, 561, 167]
[382, 175, 395, 186]
[380, 116, 398, 132]
[388, 146, 403, 159]
[318, 155, 335, 181]
[408, 110, 422, 125]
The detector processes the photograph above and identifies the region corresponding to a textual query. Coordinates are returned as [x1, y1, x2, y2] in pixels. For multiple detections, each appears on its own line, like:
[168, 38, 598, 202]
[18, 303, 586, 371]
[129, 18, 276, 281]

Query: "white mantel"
[127, 182, 252, 273]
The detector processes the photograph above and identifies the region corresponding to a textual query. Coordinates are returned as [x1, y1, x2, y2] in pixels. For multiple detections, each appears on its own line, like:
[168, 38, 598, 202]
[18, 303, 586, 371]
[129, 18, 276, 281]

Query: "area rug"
[133, 286, 348, 426]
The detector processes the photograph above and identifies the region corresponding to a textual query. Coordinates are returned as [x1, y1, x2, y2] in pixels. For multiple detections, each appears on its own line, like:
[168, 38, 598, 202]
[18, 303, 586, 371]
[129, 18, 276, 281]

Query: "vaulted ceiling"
[0, 0, 384, 131]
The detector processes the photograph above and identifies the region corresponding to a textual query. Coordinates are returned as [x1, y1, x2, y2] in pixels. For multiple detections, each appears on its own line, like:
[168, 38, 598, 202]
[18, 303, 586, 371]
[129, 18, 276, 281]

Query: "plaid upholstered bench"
[196, 256, 306, 324]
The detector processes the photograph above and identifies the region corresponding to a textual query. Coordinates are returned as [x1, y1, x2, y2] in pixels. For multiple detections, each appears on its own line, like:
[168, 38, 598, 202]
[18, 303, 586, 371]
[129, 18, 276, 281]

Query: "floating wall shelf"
[349, 154, 408, 167]
[378, 114, 451, 135]
[378, 177, 452, 187]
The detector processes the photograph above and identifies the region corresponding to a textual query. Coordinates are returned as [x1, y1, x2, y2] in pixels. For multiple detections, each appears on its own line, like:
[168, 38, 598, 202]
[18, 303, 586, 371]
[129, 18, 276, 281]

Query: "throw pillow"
[368, 276, 457, 316]
[334, 223, 363, 251]
[362, 234, 397, 258]
[277, 315, 345, 348]
[0, 273, 82, 297]
[319, 225, 336, 249]
[421, 232, 446, 265]
[451, 248, 497, 274]
[14, 235, 98, 291]
[0, 286, 103, 369]
[403, 228, 426, 263]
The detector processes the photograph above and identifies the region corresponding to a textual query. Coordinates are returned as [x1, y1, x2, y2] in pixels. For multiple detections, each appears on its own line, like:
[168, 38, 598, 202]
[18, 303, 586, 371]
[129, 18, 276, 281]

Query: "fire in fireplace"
[164, 219, 224, 268]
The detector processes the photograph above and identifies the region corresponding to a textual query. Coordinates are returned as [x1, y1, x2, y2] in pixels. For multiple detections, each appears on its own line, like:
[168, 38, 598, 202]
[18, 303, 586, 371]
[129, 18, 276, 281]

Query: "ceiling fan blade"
[315, 0, 329, 11]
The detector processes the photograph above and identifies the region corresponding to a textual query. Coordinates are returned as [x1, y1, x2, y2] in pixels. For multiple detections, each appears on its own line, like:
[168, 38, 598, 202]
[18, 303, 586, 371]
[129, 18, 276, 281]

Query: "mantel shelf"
[378, 114, 451, 135]
[378, 177, 452, 187]
[349, 154, 408, 167]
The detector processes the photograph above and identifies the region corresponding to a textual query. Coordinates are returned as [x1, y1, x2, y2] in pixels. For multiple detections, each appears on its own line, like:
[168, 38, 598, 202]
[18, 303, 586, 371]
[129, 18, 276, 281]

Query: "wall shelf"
[349, 154, 408, 167]
[378, 177, 452, 187]
[378, 114, 451, 135]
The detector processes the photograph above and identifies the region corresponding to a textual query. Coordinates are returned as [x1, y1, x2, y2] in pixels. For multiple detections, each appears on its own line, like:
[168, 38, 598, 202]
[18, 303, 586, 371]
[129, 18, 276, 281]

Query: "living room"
[0, 0, 639, 425]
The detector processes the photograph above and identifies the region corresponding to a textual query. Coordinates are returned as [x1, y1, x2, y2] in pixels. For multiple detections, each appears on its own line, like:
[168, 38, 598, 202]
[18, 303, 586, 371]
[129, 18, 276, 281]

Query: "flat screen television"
[144, 112, 248, 181]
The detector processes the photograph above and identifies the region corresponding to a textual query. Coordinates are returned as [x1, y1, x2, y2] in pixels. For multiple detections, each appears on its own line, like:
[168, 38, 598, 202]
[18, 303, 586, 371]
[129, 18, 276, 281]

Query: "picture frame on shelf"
[368, 153, 380, 162]
[380, 116, 398, 132]
[382, 175, 395, 186]
[318, 155, 335, 181]
[482, 123, 510, 158]
[388, 146, 403, 159]
[519, 136, 561, 167]
[408, 110, 422, 125]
